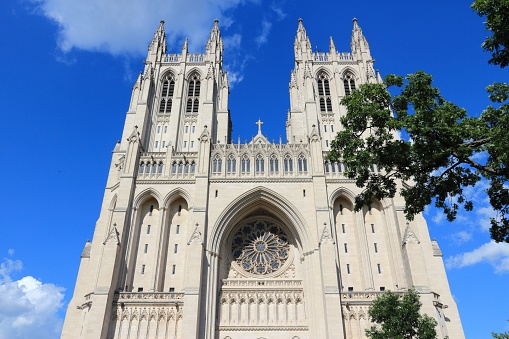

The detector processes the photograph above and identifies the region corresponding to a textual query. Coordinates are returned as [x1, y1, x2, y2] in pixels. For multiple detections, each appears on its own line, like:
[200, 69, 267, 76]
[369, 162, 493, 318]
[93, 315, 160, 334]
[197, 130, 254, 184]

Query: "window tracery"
[241, 155, 250, 173]
[212, 155, 222, 173]
[284, 155, 293, 173]
[317, 73, 332, 113]
[270, 154, 279, 173]
[343, 73, 356, 96]
[231, 219, 290, 275]
[297, 154, 307, 173]
[159, 74, 175, 114]
[186, 74, 200, 113]
[255, 154, 264, 173]
[227, 154, 236, 173]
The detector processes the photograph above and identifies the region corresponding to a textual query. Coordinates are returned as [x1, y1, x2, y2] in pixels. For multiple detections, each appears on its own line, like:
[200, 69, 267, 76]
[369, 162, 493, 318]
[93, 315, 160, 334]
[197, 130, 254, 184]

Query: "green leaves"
[472, 0, 509, 68]
[366, 289, 438, 339]
[327, 71, 509, 242]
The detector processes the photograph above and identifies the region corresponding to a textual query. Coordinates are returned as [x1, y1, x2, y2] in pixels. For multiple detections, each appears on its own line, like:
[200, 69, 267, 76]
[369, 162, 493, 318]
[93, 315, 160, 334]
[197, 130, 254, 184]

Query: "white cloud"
[223, 33, 242, 50]
[28, 0, 255, 55]
[0, 257, 65, 339]
[449, 231, 473, 245]
[270, 4, 287, 20]
[446, 241, 509, 273]
[255, 20, 272, 46]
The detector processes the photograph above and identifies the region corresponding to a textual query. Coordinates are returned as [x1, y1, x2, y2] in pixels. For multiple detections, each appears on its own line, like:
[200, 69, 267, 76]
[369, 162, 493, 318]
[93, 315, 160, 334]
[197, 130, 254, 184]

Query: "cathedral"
[62, 19, 464, 339]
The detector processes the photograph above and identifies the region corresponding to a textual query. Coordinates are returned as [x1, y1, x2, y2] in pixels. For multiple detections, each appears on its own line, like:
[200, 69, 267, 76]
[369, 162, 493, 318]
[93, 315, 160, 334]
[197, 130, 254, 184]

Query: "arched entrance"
[206, 188, 314, 339]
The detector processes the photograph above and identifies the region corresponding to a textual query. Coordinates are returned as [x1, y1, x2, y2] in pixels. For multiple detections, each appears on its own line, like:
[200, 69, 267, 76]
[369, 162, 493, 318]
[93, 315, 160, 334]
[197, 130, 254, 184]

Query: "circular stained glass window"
[231, 219, 290, 275]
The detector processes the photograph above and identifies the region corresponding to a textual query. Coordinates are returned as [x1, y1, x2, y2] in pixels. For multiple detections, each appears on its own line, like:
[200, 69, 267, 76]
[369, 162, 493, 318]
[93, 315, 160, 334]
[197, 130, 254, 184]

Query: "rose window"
[231, 219, 290, 275]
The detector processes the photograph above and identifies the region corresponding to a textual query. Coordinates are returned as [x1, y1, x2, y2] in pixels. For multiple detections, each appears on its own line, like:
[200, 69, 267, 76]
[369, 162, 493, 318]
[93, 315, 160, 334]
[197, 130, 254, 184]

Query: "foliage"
[365, 289, 437, 339]
[492, 320, 509, 339]
[472, 0, 509, 68]
[328, 71, 509, 242]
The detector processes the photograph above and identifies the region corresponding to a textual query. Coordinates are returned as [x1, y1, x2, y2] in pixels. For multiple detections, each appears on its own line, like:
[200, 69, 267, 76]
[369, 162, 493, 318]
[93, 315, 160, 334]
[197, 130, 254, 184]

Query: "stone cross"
[256, 119, 264, 134]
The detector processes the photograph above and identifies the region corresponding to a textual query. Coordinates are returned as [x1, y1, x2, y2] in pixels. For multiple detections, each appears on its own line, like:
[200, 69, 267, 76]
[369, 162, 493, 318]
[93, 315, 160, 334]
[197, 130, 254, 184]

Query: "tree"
[472, 0, 509, 68]
[365, 289, 437, 339]
[327, 2, 509, 243]
[328, 72, 509, 243]
[492, 320, 509, 339]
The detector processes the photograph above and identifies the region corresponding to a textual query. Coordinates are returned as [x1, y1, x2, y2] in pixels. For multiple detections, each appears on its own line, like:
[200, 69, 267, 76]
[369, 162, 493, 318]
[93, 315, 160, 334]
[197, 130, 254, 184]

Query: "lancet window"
[159, 74, 175, 114]
[255, 154, 264, 174]
[284, 154, 293, 173]
[241, 155, 250, 173]
[317, 73, 332, 113]
[297, 154, 307, 173]
[212, 155, 222, 173]
[269, 155, 279, 173]
[343, 73, 356, 96]
[186, 74, 201, 113]
[227, 155, 236, 173]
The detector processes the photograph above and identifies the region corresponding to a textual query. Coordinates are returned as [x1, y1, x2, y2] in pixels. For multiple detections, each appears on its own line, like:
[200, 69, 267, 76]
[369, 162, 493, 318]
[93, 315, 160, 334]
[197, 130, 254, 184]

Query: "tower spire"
[329, 36, 336, 53]
[294, 18, 312, 59]
[206, 19, 223, 63]
[148, 20, 167, 58]
[350, 18, 371, 58]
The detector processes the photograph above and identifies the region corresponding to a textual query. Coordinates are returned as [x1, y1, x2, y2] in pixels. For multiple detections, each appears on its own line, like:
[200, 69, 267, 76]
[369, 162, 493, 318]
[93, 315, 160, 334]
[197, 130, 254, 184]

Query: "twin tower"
[62, 19, 464, 339]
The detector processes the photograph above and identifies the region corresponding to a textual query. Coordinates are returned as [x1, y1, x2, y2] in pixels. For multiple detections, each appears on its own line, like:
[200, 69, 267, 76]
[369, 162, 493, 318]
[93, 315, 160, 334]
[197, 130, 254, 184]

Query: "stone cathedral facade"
[62, 19, 464, 339]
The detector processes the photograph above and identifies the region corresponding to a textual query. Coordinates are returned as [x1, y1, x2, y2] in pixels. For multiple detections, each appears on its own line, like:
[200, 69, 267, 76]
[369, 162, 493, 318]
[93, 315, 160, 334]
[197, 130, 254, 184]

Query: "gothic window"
[159, 75, 175, 114]
[212, 155, 222, 173]
[227, 155, 236, 173]
[145, 163, 151, 173]
[324, 161, 329, 173]
[284, 154, 293, 173]
[139, 162, 145, 174]
[151, 162, 157, 174]
[178, 162, 184, 174]
[255, 154, 264, 173]
[184, 162, 190, 174]
[317, 73, 332, 113]
[190, 161, 196, 173]
[241, 155, 250, 173]
[171, 161, 177, 174]
[231, 219, 290, 275]
[343, 73, 356, 96]
[297, 154, 307, 173]
[186, 74, 201, 113]
[270, 155, 279, 173]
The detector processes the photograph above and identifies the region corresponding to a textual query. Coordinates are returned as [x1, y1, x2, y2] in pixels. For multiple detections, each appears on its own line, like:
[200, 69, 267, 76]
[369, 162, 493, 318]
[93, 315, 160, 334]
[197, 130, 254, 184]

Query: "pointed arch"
[159, 71, 176, 114]
[341, 68, 358, 96]
[134, 188, 163, 209]
[163, 188, 193, 209]
[208, 186, 312, 254]
[316, 70, 333, 113]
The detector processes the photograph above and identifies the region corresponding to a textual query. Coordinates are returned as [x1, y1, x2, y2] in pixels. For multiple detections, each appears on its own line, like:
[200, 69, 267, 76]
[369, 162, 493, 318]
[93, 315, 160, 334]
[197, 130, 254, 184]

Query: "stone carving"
[103, 224, 120, 246]
[187, 223, 203, 245]
[402, 225, 420, 245]
[319, 223, 334, 245]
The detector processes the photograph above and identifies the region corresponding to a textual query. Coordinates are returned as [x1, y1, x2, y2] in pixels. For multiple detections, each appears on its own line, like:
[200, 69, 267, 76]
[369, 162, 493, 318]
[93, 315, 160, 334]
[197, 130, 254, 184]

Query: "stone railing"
[187, 54, 205, 62]
[163, 54, 180, 62]
[114, 292, 185, 304]
[340, 290, 406, 305]
[222, 279, 303, 289]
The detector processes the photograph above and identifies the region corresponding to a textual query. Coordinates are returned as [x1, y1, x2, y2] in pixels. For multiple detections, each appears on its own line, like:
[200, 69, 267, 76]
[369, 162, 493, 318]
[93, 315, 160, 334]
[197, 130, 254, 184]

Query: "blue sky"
[1, 0, 508, 337]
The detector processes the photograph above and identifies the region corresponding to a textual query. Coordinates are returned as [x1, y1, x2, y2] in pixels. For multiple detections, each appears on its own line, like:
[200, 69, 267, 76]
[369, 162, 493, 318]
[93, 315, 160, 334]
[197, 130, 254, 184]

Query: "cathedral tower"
[62, 19, 464, 339]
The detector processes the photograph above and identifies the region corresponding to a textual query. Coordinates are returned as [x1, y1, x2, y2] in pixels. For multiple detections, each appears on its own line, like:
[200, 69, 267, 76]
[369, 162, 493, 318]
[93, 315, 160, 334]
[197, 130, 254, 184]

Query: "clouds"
[446, 241, 509, 273]
[0, 257, 64, 339]
[255, 20, 272, 46]
[28, 0, 254, 55]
